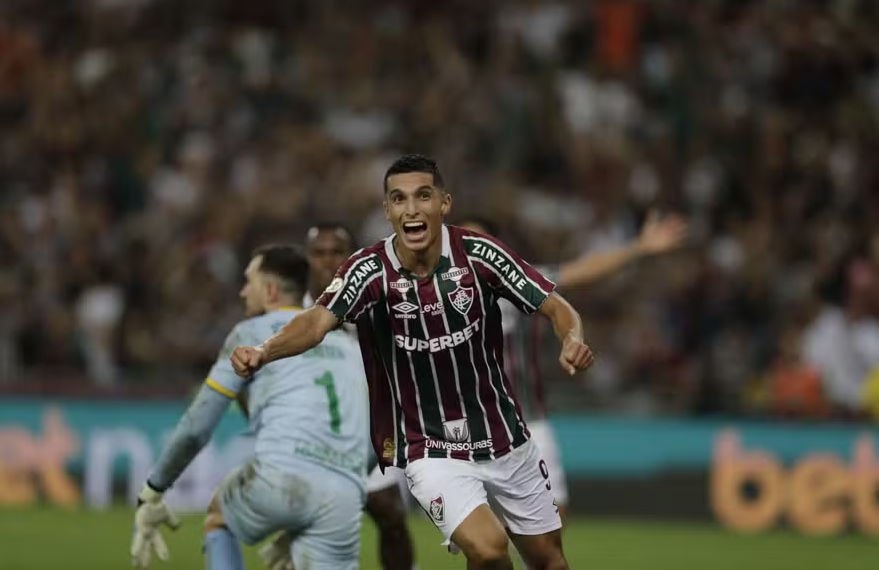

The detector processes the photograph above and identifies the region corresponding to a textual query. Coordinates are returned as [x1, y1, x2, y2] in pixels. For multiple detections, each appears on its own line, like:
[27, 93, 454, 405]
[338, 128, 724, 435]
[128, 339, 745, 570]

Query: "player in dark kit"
[231, 154, 594, 570]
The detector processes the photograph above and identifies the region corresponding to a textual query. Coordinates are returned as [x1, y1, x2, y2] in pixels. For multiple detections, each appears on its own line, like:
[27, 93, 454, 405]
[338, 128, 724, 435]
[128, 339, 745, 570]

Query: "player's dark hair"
[251, 244, 309, 296]
[384, 153, 445, 193]
[305, 222, 357, 252]
[458, 215, 499, 237]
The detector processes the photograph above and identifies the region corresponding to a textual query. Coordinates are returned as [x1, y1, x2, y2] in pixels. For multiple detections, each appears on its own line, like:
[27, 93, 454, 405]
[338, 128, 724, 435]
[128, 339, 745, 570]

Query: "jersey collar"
[385, 224, 451, 275]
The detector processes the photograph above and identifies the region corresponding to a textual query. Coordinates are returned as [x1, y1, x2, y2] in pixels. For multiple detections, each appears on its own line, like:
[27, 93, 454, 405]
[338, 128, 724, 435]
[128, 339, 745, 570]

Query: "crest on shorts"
[429, 495, 445, 522]
[442, 418, 470, 443]
[448, 285, 473, 315]
[382, 438, 395, 459]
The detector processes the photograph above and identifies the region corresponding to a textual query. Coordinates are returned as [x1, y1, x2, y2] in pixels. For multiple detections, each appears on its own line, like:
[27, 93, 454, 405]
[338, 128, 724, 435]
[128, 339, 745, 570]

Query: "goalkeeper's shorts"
[217, 459, 362, 570]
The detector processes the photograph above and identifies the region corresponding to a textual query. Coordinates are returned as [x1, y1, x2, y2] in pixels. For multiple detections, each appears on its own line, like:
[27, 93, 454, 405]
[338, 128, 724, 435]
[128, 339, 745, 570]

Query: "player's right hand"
[231, 345, 266, 377]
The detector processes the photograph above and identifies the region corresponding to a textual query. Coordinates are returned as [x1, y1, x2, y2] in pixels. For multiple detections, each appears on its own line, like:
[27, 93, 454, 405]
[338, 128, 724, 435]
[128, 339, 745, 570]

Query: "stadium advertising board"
[1, 401, 877, 536]
[0, 399, 252, 511]
[554, 416, 879, 536]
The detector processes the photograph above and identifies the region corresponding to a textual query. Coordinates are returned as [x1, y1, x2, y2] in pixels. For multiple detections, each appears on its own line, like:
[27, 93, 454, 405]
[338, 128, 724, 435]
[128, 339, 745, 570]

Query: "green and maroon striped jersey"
[316, 225, 556, 468]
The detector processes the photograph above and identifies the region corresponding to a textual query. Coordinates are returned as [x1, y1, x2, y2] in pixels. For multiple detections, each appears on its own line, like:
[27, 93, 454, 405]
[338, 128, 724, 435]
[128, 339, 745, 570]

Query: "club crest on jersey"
[441, 266, 470, 282]
[429, 495, 445, 522]
[390, 278, 413, 293]
[448, 285, 473, 315]
[442, 418, 470, 443]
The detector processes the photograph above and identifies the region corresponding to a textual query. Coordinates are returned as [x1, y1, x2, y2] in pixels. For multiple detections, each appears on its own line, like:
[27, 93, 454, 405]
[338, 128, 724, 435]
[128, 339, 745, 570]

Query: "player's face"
[240, 256, 268, 317]
[307, 230, 352, 294]
[460, 221, 491, 236]
[384, 172, 451, 253]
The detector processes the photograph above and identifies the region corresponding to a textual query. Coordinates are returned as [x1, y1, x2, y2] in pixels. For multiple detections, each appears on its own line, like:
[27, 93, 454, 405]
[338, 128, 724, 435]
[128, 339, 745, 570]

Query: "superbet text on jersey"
[317, 225, 556, 468]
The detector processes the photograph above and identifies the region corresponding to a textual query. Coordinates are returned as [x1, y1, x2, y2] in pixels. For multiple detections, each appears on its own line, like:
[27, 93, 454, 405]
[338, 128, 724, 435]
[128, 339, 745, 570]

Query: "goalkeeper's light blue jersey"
[206, 307, 369, 489]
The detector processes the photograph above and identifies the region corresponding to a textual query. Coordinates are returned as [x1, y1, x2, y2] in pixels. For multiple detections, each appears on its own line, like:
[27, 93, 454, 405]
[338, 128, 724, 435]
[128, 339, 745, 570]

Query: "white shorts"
[405, 439, 561, 545]
[366, 464, 402, 493]
[526, 419, 568, 505]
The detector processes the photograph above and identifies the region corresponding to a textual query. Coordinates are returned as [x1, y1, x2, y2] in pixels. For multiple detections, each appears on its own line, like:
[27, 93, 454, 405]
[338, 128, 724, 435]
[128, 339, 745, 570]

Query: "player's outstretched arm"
[131, 385, 230, 567]
[231, 305, 338, 377]
[147, 385, 231, 491]
[557, 210, 688, 288]
[538, 292, 595, 375]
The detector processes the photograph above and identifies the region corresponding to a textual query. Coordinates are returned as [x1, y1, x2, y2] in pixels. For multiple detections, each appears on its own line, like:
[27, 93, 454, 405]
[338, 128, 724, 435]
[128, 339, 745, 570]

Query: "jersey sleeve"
[535, 263, 562, 285]
[205, 322, 252, 398]
[316, 251, 384, 323]
[463, 233, 557, 315]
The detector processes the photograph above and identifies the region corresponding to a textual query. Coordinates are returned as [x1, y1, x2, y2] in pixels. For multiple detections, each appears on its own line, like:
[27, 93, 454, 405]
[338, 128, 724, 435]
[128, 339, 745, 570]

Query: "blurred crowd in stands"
[3, 0, 879, 421]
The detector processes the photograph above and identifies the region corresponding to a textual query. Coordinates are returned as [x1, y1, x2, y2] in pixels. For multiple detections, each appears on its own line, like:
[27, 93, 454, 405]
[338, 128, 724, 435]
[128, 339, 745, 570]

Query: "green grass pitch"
[0, 507, 875, 569]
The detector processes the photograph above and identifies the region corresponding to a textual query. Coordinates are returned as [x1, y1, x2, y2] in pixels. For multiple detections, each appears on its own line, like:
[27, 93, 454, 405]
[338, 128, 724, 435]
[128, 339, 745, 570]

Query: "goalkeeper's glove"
[131, 483, 181, 568]
[258, 531, 295, 570]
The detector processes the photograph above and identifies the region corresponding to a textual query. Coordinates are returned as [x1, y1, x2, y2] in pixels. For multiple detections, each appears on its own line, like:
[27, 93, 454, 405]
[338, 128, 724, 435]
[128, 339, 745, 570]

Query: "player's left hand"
[560, 335, 594, 375]
[131, 483, 181, 568]
[637, 210, 689, 255]
[258, 531, 295, 570]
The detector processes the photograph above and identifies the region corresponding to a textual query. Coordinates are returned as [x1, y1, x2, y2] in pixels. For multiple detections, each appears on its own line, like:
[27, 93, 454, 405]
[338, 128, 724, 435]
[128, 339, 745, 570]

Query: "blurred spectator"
[802, 256, 879, 416]
[75, 264, 124, 387]
[766, 323, 830, 419]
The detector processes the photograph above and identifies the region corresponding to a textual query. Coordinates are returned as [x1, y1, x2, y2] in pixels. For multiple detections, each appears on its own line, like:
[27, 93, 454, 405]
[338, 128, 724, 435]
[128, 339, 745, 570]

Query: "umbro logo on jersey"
[392, 301, 419, 319]
[394, 301, 418, 313]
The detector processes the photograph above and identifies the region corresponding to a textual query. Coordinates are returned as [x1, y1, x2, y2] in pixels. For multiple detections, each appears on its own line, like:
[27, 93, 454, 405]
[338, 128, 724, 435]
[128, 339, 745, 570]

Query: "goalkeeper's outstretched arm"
[146, 385, 229, 491]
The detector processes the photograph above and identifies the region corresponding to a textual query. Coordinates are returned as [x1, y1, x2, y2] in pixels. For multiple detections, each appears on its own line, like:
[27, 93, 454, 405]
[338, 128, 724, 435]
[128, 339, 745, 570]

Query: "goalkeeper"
[130, 244, 369, 570]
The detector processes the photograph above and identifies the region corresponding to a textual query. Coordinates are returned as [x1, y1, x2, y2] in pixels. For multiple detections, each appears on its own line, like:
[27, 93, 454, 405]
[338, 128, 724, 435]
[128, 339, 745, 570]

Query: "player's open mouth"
[402, 221, 428, 241]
